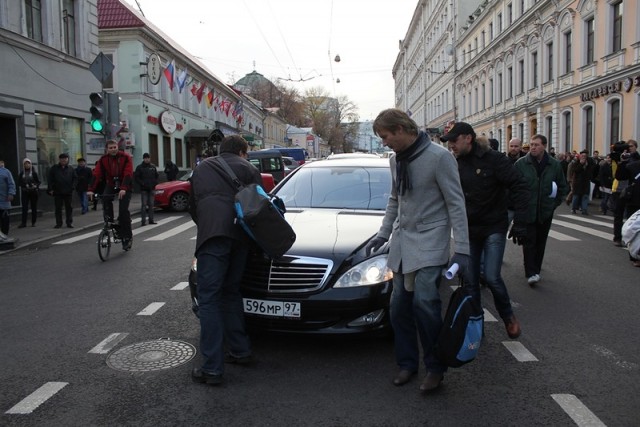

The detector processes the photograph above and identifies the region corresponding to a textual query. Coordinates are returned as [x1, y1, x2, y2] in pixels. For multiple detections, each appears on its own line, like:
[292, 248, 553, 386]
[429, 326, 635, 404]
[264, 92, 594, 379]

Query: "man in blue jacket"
[368, 109, 470, 393]
[515, 134, 568, 285]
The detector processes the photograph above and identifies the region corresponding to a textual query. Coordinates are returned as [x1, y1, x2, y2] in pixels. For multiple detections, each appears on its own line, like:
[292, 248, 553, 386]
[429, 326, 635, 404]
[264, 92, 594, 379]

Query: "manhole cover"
[107, 340, 196, 372]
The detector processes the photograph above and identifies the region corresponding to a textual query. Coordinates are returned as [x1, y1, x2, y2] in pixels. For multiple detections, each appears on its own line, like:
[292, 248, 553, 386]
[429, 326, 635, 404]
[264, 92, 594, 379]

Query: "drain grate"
[106, 339, 196, 372]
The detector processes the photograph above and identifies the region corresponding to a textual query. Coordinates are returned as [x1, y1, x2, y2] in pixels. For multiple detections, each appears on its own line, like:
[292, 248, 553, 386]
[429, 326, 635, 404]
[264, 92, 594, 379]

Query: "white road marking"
[557, 214, 612, 228]
[54, 216, 181, 244]
[190, 235, 196, 240]
[144, 220, 195, 241]
[88, 333, 129, 354]
[5, 382, 68, 414]
[590, 344, 639, 370]
[552, 219, 612, 240]
[483, 308, 498, 322]
[137, 302, 165, 315]
[171, 282, 189, 290]
[551, 394, 607, 427]
[502, 341, 539, 362]
[132, 216, 181, 236]
[548, 230, 581, 241]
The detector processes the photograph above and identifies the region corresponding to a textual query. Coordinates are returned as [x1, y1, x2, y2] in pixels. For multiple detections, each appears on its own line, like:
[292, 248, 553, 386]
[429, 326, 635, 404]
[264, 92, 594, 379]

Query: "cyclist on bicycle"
[88, 140, 134, 250]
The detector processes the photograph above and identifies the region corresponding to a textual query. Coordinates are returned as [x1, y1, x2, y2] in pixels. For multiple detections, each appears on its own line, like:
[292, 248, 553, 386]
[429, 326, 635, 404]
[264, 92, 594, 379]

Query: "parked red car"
[154, 171, 276, 212]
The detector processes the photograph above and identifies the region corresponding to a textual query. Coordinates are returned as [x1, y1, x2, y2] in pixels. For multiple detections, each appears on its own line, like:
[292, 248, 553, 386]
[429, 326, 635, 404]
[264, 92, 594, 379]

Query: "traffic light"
[105, 92, 122, 139]
[89, 92, 105, 133]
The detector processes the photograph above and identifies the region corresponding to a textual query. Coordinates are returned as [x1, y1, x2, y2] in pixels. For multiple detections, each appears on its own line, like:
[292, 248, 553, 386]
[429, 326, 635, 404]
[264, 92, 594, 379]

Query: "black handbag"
[216, 157, 296, 258]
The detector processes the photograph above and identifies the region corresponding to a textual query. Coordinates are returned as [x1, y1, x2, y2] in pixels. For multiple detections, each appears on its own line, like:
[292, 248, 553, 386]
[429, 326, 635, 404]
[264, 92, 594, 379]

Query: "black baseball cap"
[440, 122, 476, 142]
[143, 153, 150, 158]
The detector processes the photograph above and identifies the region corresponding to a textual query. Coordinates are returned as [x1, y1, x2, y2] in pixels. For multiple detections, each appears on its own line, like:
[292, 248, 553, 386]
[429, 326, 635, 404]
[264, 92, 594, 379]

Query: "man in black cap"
[134, 153, 159, 226]
[443, 122, 529, 338]
[47, 153, 77, 228]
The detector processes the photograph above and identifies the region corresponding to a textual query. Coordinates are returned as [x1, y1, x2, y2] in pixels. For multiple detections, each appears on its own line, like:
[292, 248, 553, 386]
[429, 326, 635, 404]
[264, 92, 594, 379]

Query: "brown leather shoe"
[419, 372, 444, 392]
[393, 369, 416, 386]
[504, 315, 521, 339]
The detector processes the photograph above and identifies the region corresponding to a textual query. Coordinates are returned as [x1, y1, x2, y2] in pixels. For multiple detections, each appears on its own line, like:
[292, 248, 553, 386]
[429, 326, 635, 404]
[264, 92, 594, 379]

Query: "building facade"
[98, 0, 260, 172]
[0, 0, 101, 210]
[396, 0, 640, 154]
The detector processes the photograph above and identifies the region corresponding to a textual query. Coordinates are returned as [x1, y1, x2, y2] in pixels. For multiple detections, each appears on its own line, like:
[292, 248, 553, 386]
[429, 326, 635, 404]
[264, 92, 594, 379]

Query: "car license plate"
[243, 298, 301, 318]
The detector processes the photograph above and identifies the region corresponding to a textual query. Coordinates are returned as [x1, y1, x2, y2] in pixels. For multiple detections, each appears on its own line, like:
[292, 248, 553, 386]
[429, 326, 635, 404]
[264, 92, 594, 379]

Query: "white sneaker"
[527, 274, 540, 285]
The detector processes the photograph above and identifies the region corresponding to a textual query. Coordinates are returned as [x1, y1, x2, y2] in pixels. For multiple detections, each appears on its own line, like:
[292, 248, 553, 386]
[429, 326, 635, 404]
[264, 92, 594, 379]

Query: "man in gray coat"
[367, 109, 470, 393]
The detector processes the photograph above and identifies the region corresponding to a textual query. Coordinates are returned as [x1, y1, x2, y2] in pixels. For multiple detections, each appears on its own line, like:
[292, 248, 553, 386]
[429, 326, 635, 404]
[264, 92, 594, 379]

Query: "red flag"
[206, 90, 213, 108]
[196, 82, 206, 103]
[190, 84, 198, 96]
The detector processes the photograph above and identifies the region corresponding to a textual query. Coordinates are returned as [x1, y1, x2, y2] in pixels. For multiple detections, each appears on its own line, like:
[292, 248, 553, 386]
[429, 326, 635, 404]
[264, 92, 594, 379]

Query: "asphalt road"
[0, 208, 638, 426]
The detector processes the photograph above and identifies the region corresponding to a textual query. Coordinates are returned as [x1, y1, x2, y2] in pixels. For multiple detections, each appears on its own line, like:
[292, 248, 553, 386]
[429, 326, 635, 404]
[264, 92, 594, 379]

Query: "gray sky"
[124, 0, 416, 120]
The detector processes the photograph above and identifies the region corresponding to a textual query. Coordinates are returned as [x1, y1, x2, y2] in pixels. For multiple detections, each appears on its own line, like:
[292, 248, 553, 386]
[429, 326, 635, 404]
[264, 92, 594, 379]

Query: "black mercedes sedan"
[190, 156, 394, 334]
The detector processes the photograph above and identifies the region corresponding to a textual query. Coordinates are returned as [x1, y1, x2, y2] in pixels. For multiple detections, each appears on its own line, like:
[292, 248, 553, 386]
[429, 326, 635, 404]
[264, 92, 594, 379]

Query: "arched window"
[609, 98, 621, 144]
[562, 111, 572, 153]
[584, 106, 594, 153]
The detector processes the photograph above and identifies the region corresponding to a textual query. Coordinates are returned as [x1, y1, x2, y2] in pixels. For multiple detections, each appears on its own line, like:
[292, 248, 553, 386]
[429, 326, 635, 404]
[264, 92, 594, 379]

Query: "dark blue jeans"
[390, 265, 447, 375]
[468, 232, 513, 321]
[197, 237, 251, 375]
[102, 189, 132, 239]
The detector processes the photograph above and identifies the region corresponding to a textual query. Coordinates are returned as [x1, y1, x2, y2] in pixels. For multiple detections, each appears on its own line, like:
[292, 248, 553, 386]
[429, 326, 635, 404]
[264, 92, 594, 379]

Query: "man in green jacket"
[514, 134, 568, 286]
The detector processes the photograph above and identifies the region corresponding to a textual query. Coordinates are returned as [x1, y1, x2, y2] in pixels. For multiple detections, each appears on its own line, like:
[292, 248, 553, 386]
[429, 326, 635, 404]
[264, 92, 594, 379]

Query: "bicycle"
[94, 194, 131, 261]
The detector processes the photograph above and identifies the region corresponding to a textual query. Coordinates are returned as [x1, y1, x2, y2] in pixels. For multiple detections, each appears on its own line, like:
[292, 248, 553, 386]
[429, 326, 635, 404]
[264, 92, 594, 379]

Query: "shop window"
[35, 113, 83, 186]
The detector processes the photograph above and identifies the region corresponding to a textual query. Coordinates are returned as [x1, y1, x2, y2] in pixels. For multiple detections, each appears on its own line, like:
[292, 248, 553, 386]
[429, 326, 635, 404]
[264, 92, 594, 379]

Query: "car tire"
[170, 191, 189, 212]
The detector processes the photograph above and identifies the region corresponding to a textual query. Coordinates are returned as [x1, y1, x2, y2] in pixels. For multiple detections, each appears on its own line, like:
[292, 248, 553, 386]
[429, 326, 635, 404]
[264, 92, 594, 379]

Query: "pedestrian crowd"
[0, 144, 172, 247]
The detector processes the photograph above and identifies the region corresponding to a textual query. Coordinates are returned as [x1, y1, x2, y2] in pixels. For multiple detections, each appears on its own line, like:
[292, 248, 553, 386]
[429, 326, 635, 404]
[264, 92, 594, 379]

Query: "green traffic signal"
[89, 92, 105, 134]
[90, 118, 104, 132]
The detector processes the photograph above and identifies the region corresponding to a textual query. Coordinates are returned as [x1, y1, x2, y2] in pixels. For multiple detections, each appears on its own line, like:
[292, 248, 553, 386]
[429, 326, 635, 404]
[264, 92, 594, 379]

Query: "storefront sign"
[147, 113, 183, 131]
[580, 75, 640, 102]
[159, 110, 177, 134]
[147, 53, 162, 85]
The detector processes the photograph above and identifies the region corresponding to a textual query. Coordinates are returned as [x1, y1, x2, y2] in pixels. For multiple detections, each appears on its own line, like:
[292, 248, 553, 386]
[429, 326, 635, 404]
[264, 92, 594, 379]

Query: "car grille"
[243, 256, 333, 293]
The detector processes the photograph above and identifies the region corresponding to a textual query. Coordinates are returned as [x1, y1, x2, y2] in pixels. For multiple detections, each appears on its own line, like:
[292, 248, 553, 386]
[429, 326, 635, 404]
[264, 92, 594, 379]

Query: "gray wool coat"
[376, 136, 470, 274]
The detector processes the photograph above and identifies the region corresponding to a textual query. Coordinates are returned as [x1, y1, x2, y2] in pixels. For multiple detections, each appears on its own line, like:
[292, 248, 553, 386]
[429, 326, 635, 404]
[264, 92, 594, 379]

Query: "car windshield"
[179, 172, 192, 181]
[276, 165, 391, 210]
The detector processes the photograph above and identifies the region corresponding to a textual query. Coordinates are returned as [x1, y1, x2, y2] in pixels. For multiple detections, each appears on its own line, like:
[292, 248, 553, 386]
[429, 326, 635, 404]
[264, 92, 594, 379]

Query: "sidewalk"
[0, 197, 143, 255]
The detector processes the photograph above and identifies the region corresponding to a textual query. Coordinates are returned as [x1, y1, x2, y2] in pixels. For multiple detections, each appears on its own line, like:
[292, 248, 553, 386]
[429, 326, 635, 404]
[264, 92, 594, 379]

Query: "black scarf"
[395, 133, 426, 195]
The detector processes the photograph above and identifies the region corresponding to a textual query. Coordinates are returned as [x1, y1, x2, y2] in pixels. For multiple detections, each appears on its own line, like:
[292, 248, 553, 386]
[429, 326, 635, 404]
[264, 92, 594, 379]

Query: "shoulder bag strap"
[215, 156, 244, 190]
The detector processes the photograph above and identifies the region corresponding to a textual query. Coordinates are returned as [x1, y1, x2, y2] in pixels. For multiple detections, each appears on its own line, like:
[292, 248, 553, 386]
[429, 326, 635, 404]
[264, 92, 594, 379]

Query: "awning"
[184, 129, 215, 140]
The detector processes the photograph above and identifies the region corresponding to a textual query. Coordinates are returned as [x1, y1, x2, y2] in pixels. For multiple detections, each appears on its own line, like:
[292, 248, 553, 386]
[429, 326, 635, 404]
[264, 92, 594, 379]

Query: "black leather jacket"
[456, 141, 530, 239]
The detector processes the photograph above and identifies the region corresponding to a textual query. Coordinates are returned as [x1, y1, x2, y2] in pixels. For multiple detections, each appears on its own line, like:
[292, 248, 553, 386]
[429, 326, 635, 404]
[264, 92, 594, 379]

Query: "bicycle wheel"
[97, 229, 111, 261]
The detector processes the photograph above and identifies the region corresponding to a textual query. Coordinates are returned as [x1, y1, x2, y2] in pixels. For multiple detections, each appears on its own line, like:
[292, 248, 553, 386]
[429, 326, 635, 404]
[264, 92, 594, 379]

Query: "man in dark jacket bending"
[189, 134, 262, 386]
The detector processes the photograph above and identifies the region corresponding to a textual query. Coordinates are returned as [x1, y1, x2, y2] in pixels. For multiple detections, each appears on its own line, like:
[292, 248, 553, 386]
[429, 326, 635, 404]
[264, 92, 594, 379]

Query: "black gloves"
[450, 252, 470, 280]
[365, 237, 387, 256]
[508, 222, 528, 245]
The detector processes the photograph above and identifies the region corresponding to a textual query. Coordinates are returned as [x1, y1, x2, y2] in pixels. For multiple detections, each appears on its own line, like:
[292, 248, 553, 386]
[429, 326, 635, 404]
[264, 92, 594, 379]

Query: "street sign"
[89, 52, 115, 84]
[147, 53, 162, 85]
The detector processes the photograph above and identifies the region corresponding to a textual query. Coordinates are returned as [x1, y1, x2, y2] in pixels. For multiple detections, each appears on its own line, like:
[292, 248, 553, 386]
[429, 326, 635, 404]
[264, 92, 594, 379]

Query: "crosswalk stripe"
[557, 214, 611, 228]
[552, 219, 612, 240]
[144, 220, 195, 241]
[132, 216, 181, 236]
[53, 216, 181, 244]
[548, 229, 580, 241]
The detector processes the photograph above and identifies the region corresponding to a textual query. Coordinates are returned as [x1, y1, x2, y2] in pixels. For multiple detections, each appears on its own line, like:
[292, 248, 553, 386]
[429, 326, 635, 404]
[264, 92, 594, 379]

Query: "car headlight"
[154, 189, 165, 195]
[334, 255, 393, 288]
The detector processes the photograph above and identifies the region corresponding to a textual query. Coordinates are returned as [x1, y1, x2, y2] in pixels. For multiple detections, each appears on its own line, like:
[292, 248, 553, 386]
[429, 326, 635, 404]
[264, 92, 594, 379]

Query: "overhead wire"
[266, 0, 302, 81]
[241, 0, 288, 78]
